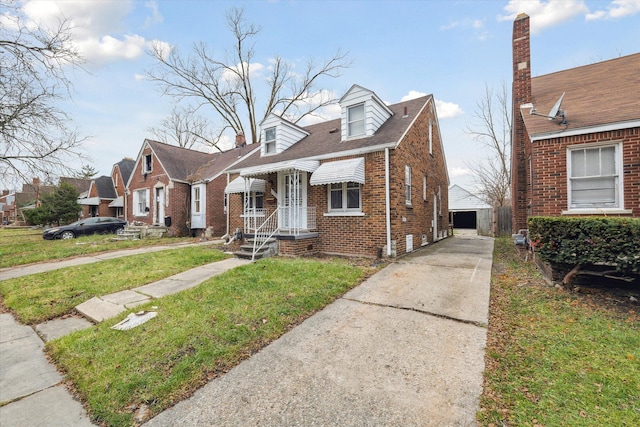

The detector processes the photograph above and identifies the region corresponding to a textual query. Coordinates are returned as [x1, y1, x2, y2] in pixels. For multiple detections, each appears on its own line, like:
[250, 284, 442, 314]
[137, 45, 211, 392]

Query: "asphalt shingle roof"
[228, 96, 432, 171]
[521, 53, 640, 137]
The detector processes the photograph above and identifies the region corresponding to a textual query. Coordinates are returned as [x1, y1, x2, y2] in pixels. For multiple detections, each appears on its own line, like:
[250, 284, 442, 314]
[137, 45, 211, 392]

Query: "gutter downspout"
[385, 147, 392, 257]
[225, 174, 230, 238]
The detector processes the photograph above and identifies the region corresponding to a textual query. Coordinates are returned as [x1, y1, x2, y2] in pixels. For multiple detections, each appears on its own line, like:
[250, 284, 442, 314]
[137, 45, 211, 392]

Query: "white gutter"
[385, 147, 392, 257]
[528, 119, 640, 141]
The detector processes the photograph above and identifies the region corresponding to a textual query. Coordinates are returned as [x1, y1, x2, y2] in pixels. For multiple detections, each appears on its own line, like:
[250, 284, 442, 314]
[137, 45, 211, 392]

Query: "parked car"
[42, 217, 127, 240]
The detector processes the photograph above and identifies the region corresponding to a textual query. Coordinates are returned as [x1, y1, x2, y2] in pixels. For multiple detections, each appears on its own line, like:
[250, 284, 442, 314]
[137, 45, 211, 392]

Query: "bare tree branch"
[464, 81, 512, 207]
[147, 106, 224, 152]
[145, 6, 350, 145]
[1, 3, 87, 190]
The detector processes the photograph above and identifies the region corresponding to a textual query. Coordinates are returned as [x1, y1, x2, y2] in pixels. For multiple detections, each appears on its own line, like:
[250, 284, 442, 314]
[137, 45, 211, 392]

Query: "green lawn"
[0, 246, 229, 324]
[0, 227, 195, 268]
[47, 257, 365, 426]
[479, 238, 640, 427]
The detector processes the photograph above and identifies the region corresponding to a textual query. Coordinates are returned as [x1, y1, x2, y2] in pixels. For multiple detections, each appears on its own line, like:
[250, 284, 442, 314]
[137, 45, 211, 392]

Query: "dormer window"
[264, 127, 276, 154]
[347, 104, 365, 137]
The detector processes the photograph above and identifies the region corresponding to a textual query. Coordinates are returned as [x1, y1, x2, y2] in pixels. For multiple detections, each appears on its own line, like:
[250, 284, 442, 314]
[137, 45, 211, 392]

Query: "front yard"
[1, 230, 637, 426]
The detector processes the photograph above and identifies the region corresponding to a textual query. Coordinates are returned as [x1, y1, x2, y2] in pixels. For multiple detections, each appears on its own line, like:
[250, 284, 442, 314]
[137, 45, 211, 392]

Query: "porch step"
[234, 238, 276, 260]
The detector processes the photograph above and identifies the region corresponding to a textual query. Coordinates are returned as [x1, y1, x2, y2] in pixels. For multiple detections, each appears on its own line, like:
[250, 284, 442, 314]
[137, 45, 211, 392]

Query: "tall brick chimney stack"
[511, 13, 532, 232]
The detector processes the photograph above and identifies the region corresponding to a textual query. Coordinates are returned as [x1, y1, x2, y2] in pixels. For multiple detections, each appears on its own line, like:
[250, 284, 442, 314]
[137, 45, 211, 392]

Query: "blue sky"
[8, 0, 640, 191]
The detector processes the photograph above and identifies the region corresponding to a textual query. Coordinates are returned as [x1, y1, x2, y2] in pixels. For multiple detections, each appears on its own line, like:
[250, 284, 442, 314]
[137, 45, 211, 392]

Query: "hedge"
[528, 216, 640, 275]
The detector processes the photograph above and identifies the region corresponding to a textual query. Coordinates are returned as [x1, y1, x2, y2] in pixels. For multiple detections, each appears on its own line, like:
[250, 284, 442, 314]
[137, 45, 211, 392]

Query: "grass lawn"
[47, 257, 366, 426]
[0, 227, 196, 268]
[480, 238, 640, 427]
[0, 246, 229, 324]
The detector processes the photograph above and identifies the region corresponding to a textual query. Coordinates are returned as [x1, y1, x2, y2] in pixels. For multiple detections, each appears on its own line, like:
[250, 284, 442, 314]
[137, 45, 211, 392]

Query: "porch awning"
[78, 197, 100, 206]
[225, 177, 267, 194]
[309, 158, 365, 186]
[109, 196, 124, 208]
[240, 159, 320, 177]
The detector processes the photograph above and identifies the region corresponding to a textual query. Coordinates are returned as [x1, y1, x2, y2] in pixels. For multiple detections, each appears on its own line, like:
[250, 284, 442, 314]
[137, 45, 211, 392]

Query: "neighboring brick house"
[225, 84, 450, 259]
[511, 14, 640, 231]
[78, 176, 117, 217]
[125, 139, 258, 237]
[108, 158, 135, 218]
[188, 136, 260, 237]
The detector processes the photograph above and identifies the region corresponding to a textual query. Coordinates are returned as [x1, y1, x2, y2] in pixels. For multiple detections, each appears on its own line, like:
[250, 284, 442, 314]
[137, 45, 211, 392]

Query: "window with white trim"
[347, 104, 365, 137]
[568, 143, 621, 209]
[144, 154, 152, 173]
[193, 186, 201, 214]
[133, 189, 149, 216]
[248, 192, 264, 210]
[329, 182, 361, 212]
[264, 127, 276, 154]
[428, 119, 433, 154]
[423, 174, 427, 201]
[405, 165, 412, 205]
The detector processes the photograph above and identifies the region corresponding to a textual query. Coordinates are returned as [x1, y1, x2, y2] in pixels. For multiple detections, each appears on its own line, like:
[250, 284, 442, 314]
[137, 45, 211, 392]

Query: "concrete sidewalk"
[0, 252, 248, 427]
[146, 234, 494, 426]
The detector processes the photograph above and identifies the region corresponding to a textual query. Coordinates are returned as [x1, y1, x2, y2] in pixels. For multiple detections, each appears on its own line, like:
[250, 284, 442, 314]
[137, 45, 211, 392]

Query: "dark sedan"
[43, 217, 127, 240]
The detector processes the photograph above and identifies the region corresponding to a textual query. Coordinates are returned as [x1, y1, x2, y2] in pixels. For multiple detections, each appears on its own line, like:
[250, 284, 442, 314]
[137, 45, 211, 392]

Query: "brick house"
[511, 13, 640, 232]
[125, 139, 258, 237]
[78, 159, 134, 218]
[225, 84, 450, 259]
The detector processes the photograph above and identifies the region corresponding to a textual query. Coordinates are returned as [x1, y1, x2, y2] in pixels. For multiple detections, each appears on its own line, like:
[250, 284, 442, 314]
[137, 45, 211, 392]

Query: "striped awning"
[225, 177, 267, 194]
[310, 158, 365, 186]
[240, 159, 320, 178]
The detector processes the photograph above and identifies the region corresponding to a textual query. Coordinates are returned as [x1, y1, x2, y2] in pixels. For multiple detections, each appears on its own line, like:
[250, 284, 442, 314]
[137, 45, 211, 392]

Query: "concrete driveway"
[146, 234, 493, 426]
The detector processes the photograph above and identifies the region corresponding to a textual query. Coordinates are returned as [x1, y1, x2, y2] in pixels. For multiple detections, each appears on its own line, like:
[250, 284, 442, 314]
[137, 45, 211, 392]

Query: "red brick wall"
[531, 128, 640, 217]
[204, 175, 228, 237]
[126, 147, 191, 236]
[388, 100, 449, 255]
[512, 13, 532, 232]
[227, 98, 449, 258]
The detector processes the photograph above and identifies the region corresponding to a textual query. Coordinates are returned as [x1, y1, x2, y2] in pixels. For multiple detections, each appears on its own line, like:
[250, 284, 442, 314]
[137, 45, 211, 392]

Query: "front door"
[154, 187, 165, 224]
[279, 171, 307, 230]
[190, 184, 206, 229]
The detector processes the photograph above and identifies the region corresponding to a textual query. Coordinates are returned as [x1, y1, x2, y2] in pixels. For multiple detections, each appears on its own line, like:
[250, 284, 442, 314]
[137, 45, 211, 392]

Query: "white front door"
[190, 184, 206, 229]
[279, 171, 307, 230]
[154, 187, 165, 224]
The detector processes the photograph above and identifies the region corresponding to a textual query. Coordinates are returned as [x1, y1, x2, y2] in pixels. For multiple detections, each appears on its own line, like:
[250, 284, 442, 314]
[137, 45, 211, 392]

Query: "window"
[568, 144, 621, 209]
[144, 154, 152, 173]
[193, 186, 201, 214]
[133, 189, 148, 216]
[248, 192, 264, 210]
[405, 165, 412, 205]
[347, 104, 365, 137]
[423, 175, 427, 201]
[329, 182, 361, 212]
[428, 119, 433, 154]
[264, 127, 276, 154]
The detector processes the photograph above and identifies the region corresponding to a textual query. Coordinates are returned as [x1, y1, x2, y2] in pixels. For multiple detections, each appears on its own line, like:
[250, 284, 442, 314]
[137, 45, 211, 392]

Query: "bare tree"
[0, 2, 87, 190]
[146, 7, 350, 145]
[465, 81, 512, 207]
[148, 106, 223, 151]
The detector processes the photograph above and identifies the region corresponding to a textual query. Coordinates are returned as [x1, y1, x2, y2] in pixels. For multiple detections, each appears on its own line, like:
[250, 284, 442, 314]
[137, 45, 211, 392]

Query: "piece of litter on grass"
[111, 311, 157, 331]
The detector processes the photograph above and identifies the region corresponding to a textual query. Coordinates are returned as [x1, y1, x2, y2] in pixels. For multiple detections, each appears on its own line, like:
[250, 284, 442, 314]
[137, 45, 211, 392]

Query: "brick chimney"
[511, 13, 532, 232]
[32, 177, 40, 186]
[235, 133, 246, 147]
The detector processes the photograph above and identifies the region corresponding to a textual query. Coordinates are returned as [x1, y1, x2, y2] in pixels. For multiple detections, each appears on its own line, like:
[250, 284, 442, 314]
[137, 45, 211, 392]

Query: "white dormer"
[260, 114, 310, 156]
[339, 84, 393, 141]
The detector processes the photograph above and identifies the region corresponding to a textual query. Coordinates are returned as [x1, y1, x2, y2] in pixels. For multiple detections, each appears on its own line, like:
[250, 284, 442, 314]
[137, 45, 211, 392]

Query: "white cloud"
[449, 166, 473, 178]
[587, 0, 640, 20]
[498, 0, 589, 34]
[440, 18, 488, 40]
[401, 90, 427, 102]
[435, 99, 464, 119]
[20, 0, 167, 65]
[144, 0, 163, 27]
